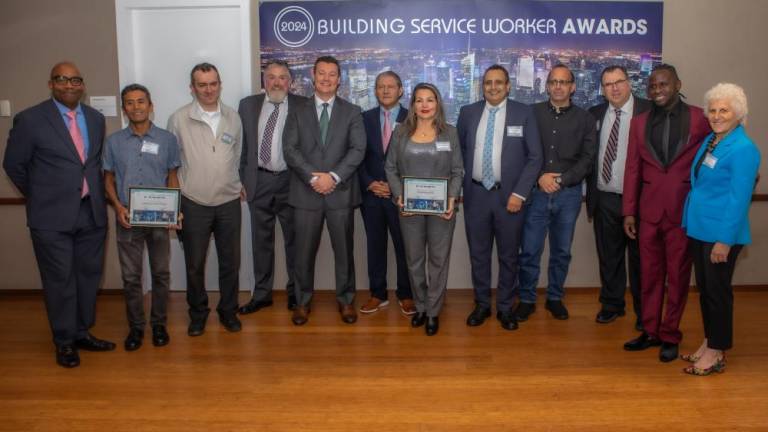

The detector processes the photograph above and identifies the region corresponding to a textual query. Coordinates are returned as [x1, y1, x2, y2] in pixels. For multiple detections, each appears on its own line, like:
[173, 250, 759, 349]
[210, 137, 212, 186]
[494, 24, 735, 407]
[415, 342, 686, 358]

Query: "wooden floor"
[1, 289, 767, 432]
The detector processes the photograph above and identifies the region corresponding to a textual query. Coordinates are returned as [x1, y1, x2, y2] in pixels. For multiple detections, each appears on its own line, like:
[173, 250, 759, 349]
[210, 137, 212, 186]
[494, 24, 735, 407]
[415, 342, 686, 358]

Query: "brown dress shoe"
[292, 306, 310, 326]
[359, 297, 389, 314]
[339, 303, 358, 324]
[398, 298, 417, 316]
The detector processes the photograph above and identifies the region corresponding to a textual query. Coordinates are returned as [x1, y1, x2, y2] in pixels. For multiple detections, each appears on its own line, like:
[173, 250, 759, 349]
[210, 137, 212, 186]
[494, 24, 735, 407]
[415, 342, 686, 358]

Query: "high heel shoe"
[425, 316, 439, 336]
[680, 353, 701, 363]
[683, 357, 726, 376]
[411, 312, 427, 328]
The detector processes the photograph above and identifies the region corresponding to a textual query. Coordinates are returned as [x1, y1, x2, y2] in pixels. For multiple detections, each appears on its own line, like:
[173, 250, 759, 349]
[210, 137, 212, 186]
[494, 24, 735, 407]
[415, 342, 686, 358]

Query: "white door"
[115, 0, 253, 292]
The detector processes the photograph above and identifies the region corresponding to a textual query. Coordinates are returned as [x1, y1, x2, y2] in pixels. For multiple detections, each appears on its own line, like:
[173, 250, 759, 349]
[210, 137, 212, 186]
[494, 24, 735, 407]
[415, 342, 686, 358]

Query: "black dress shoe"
[124, 328, 144, 351]
[238, 298, 273, 315]
[514, 302, 536, 322]
[545, 300, 569, 320]
[659, 342, 679, 363]
[56, 345, 80, 368]
[496, 311, 519, 331]
[152, 325, 170, 347]
[219, 315, 242, 332]
[623, 332, 662, 351]
[75, 334, 116, 351]
[466, 306, 491, 326]
[287, 295, 297, 311]
[411, 312, 427, 328]
[595, 309, 625, 324]
[425, 316, 439, 336]
[188, 320, 206, 337]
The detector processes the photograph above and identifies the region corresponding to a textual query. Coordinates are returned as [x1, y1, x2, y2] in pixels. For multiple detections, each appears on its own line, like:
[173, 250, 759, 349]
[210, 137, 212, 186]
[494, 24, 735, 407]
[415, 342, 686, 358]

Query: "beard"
[267, 88, 287, 103]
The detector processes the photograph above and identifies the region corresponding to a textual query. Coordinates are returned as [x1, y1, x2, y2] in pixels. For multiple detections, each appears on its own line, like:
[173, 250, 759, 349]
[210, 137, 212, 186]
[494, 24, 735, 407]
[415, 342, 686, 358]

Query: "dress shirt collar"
[484, 98, 507, 112]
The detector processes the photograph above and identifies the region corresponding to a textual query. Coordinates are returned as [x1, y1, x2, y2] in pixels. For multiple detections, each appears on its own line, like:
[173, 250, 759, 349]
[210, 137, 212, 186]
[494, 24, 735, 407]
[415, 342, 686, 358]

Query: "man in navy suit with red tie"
[4, 62, 115, 368]
[358, 71, 414, 316]
[458, 65, 543, 330]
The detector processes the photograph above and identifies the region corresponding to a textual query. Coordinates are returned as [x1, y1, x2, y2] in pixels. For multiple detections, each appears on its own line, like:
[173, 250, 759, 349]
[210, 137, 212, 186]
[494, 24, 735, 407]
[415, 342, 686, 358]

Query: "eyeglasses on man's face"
[51, 75, 84, 86]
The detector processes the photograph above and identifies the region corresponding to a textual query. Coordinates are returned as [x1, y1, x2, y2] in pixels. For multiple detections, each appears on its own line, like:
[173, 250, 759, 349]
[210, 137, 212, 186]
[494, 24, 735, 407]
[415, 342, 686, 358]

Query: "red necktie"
[66, 111, 89, 197]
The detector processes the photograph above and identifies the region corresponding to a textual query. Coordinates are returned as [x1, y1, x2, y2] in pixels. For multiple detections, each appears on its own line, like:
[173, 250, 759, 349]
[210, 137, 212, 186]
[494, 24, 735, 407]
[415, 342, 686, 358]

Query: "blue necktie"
[482, 107, 499, 190]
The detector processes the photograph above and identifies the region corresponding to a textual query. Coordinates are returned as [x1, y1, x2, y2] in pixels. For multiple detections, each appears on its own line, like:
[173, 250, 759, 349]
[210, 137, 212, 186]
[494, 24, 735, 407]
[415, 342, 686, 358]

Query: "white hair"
[704, 82, 748, 125]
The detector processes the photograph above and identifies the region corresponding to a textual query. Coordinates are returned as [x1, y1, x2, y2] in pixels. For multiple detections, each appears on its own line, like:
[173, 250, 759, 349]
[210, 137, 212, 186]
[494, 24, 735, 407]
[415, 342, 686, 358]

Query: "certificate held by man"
[402, 177, 448, 215]
[128, 187, 180, 227]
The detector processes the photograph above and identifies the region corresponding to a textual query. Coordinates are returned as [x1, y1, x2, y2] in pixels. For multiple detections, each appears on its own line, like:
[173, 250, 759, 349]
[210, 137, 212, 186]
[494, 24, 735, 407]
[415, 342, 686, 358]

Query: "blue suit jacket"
[3, 99, 107, 230]
[359, 105, 408, 206]
[457, 99, 543, 207]
[682, 125, 760, 245]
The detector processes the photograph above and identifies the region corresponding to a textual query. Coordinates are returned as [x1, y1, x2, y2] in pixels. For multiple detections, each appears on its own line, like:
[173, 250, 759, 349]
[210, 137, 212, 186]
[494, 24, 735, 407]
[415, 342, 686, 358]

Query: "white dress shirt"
[597, 95, 634, 194]
[257, 95, 289, 171]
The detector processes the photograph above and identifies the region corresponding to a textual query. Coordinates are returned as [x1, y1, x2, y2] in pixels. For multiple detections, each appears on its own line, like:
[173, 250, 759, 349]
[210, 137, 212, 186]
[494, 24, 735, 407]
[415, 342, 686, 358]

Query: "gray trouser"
[399, 214, 456, 317]
[116, 224, 171, 329]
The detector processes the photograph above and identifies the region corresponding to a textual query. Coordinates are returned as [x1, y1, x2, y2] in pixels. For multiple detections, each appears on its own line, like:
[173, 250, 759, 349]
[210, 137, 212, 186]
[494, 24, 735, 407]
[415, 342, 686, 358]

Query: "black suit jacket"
[586, 96, 652, 218]
[358, 105, 408, 206]
[238, 92, 307, 202]
[3, 99, 107, 230]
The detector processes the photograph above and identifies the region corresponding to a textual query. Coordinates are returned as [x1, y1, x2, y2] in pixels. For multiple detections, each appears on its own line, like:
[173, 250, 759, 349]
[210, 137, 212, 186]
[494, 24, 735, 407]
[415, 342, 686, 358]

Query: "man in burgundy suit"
[622, 64, 710, 362]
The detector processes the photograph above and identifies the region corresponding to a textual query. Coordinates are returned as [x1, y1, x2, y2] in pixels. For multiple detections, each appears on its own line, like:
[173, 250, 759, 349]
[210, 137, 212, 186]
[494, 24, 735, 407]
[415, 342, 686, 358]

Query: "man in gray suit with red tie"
[458, 65, 543, 331]
[283, 56, 366, 326]
[4, 61, 115, 368]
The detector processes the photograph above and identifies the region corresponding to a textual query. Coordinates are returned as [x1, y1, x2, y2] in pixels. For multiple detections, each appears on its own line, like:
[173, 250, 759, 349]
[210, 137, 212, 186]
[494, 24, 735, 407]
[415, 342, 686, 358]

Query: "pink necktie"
[66, 111, 89, 197]
[382, 110, 392, 153]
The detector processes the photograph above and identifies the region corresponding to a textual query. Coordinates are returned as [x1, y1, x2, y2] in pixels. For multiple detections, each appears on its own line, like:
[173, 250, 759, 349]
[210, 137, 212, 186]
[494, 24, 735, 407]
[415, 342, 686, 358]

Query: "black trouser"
[30, 198, 106, 348]
[593, 191, 641, 317]
[689, 238, 742, 350]
[180, 196, 241, 322]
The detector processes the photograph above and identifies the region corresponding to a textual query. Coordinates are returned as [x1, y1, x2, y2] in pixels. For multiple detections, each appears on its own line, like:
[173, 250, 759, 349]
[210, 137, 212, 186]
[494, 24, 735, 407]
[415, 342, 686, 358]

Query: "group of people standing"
[3, 57, 760, 377]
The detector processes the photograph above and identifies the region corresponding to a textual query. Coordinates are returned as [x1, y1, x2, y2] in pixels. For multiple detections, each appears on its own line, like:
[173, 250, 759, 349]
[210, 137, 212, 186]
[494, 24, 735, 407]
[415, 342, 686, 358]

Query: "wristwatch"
[554, 176, 563, 185]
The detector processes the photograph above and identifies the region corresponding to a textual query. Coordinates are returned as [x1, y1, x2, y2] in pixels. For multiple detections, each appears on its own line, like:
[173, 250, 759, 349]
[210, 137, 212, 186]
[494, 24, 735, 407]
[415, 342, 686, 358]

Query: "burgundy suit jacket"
[622, 103, 710, 224]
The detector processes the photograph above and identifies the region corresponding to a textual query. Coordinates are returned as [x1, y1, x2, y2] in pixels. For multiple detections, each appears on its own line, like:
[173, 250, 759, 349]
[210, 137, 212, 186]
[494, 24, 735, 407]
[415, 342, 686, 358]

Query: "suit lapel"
[43, 100, 82, 163]
[371, 107, 384, 155]
[466, 102, 484, 177]
[669, 103, 691, 163]
[324, 98, 343, 149]
[84, 107, 101, 161]
[642, 113, 664, 168]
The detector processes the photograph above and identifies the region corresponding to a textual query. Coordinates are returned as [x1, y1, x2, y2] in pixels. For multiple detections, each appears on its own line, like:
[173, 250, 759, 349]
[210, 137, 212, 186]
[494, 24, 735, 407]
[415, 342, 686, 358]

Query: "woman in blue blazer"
[681, 83, 761, 375]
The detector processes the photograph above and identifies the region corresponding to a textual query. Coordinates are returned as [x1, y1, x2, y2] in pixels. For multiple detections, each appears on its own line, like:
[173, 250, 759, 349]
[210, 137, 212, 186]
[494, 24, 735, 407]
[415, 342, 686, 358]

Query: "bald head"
[48, 61, 85, 109]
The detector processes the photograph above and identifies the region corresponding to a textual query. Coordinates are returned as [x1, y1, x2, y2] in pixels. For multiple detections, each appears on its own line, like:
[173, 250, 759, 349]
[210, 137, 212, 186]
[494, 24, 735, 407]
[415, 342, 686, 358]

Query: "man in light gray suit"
[283, 56, 366, 326]
[238, 59, 306, 315]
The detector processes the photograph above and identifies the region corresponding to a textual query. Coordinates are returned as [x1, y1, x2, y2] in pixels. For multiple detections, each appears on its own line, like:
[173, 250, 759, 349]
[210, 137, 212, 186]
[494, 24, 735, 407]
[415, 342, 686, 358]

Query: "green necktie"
[319, 102, 329, 144]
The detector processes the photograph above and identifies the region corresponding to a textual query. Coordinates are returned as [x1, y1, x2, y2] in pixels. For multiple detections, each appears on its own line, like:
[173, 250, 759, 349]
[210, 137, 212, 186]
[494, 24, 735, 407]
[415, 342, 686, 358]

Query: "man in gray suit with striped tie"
[283, 56, 366, 326]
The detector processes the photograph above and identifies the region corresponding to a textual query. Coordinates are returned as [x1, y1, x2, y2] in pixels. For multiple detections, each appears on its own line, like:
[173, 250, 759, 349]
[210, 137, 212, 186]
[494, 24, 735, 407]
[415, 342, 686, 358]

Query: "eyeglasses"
[602, 79, 628, 88]
[51, 75, 84, 86]
[546, 79, 573, 87]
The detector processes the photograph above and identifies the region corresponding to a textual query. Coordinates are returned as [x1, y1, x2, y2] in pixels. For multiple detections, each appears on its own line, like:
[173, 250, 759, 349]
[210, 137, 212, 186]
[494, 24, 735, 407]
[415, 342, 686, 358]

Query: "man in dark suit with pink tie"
[358, 71, 415, 316]
[3, 61, 115, 368]
[622, 64, 711, 362]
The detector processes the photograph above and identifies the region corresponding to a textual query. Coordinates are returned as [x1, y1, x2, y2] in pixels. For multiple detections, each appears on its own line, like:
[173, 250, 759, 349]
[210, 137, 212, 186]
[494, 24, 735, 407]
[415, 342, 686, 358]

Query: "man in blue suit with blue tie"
[358, 71, 414, 316]
[458, 65, 543, 330]
[4, 62, 115, 368]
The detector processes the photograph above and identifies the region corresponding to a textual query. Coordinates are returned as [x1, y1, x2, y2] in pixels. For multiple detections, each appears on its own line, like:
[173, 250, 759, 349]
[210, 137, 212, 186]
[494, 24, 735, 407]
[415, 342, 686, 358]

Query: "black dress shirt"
[532, 101, 598, 186]
[649, 97, 683, 166]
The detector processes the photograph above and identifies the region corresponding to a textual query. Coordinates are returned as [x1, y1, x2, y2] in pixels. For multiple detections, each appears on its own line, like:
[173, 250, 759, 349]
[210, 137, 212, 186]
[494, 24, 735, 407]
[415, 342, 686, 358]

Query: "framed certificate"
[128, 187, 180, 227]
[402, 177, 448, 215]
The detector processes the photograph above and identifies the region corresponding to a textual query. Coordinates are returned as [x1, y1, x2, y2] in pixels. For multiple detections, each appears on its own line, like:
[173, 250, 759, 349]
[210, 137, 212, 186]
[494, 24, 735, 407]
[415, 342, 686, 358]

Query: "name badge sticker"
[703, 153, 718, 169]
[221, 133, 234, 145]
[141, 141, 159, 155]
[507, 126, 523, 137]
[435, 141, 451, 152]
